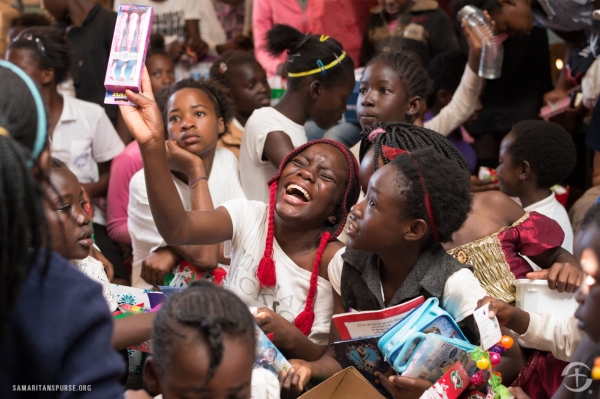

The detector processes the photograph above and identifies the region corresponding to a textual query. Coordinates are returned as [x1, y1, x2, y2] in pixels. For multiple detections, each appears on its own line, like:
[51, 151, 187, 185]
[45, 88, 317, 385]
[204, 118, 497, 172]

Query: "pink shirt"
[106, 141, 143, 245]
[252, 0, 377, 75]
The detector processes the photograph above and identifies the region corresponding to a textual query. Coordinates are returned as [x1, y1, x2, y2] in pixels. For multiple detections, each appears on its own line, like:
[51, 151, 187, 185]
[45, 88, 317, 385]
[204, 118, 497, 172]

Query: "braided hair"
[366, 52, 432, 101]
[156, 78, 234, 135]
[151, 280, 255, 384]
[257, 140, 360, 335]
[360, 122, 470, 173]
[265, 24, 355, 90]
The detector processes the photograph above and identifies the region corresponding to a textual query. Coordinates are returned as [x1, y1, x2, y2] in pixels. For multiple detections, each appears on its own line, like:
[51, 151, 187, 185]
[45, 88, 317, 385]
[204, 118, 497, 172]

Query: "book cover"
[331, 337, 392, 398]
[333, 296, 425, 340]
[253, 325, 292, 377]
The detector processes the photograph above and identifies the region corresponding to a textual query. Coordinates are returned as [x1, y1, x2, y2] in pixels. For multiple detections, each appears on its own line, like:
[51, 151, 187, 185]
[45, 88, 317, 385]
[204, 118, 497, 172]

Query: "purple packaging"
[104, 5, 153, 106]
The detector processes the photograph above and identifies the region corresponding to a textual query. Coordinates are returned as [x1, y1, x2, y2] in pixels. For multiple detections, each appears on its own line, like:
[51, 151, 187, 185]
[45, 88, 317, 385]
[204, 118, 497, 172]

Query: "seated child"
[128, 78, 245, 289]
[140, 280, 279, 399]
[210, 50, 271, 158]
[106, 34, 175, 246]
[120, 79, 361, 361]
[45, 158, 156, 351]
[239, 24, 355, 202]
[360, 0, 459, 67]
[7, 26, 128, 284]
[289, 147, 494, 397]
[497, 120, 577, 252]
[361, 123, 581, 303]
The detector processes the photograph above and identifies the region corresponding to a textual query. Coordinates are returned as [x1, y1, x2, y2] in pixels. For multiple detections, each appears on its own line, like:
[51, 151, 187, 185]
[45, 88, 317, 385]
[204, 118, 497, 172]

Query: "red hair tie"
[412, 157, 440, 242]
[382, 146, 409, 161]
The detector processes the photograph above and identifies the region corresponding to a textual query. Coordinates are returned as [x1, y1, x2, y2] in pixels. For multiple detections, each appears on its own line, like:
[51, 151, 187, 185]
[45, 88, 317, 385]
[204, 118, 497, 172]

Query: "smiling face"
[167, 88, 224, 158]
[357, 62, 415, 129]
[496, 131, 522, 197]
[145, 334, 254, 399]
[309, 75, 355, 130]
[147, 54, 175, 93]
[45, 166, 93, 260]
[574, 224, 600, 342]
[276, 143, 349, 228]
[226, 62, 271, 120]
[346, 164, 410, 253]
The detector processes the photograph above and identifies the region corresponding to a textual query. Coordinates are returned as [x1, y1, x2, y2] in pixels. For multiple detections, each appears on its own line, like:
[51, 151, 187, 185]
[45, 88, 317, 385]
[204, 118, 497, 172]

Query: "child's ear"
[405, 219, 428, 241]
[327, 214, 337, 225]
[41, 68, 55, 86]
[405, 96, 423, 119]
[309, 80, 323, 100]
[498, 0, 517, 7]
[217, 117, 225, 135]
[143, 356, 162, 395]
[519, 160, 531, 181]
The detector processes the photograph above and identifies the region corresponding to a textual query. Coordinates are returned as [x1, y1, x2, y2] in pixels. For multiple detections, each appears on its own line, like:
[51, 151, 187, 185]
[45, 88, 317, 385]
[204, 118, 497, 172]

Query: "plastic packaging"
[514, 279, 577, 318]
[457, 5, 503, 79]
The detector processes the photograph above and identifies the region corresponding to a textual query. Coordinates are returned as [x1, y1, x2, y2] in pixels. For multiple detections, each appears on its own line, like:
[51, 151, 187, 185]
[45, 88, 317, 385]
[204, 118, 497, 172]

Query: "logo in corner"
[562, 362, 593, 393]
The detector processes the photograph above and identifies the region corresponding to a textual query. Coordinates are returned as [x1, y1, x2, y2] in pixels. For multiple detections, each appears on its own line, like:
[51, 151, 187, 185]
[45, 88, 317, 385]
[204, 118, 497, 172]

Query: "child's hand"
[120, 67, 166, 147]
[508, 387, 531, 399]
[89, 245, 114, 282]
[165, 140, 206, 178]
[462, 19, 484, 74]
[255, 307, 297, 349]
[470, 175, 499, 192]
[476, 296, 530, 334]
[124, 390, 153, 399]
[375, 368, 432, 399]
[279, 361, 312, 399]
[526, 261, 582, 293]
[186, 37, 208, 60]
[166, 40, 185, 61]
[141, 247, 181, 286]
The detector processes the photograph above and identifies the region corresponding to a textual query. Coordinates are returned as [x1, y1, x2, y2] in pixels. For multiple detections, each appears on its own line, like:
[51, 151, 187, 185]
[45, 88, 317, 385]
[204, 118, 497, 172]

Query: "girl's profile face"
[357, 62, 416, 130]
[45, 167, 93, 261]
[145, 335, 254, 399]
[574, 224, 600, 343]
[227, 62, 270, 117]
[496, 131, 522, 198]
[7, 47, 45, 87]
[147, 54, 175, 93]
[167, 88, 224, 158]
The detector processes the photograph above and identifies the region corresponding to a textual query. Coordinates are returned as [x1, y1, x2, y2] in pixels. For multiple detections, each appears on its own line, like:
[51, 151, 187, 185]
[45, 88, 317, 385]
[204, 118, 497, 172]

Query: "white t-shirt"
[524, 194, 574, 253]
[113, 0, 201, 46]
[128, 148, 246, 288]
[328, 247, 487, 323]
[72, 256, 118, 312]
[50, 95, 124, 226]
[239, 107, 307, 203]
[223, 198, 333, 345]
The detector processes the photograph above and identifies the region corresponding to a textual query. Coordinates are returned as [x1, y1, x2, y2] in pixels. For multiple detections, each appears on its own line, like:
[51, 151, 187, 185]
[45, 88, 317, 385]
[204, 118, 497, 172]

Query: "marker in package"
[104, 5, 153, 106]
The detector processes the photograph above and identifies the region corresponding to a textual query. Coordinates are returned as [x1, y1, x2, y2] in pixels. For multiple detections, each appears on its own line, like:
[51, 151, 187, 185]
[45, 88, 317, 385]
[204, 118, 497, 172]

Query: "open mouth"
[78, 229, 93, 247]
[285, 184, 311, 202]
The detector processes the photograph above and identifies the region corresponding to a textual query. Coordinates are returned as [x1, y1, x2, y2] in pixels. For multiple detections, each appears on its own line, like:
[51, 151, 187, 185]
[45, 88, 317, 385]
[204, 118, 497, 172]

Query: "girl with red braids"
[120, 68, 361, 362]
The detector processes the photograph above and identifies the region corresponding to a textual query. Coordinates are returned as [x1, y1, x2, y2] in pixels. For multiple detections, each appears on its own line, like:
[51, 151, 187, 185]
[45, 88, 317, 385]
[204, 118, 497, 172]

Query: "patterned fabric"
[72, 256, 118, 311]
[448, 212, 565, 303]
[213, 0, 246, 40]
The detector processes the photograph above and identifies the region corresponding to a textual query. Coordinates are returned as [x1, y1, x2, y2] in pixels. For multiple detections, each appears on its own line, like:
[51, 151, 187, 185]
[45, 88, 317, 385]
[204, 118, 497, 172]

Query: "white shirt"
[239, 107, 307, 203]
[223, 198, 333, 345]
[50, 95, 124, 226]
[128, 148, 246, 289]
[524, 193, 574, 253]
[72, 256, 118, 312]
[327, 247, 488, 323]
[113, 0, 201, 46]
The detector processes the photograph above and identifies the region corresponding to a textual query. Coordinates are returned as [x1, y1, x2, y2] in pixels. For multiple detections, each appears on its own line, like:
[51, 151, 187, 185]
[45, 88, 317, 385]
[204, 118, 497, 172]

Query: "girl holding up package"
[239, 24, 356, 203]
[120, 67, 360, 362]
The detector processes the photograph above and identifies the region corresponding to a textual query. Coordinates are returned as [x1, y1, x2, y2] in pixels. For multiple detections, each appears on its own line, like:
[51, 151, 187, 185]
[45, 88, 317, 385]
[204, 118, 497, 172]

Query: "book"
[253, 325, 292, 377]
[333, 296, 425, 340]
[331, 337, 392, 398]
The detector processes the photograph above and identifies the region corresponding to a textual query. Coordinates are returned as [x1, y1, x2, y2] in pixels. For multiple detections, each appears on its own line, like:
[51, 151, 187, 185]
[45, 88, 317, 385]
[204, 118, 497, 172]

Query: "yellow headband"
[0, 127, 9, 137]
[287, 52, 347, 78]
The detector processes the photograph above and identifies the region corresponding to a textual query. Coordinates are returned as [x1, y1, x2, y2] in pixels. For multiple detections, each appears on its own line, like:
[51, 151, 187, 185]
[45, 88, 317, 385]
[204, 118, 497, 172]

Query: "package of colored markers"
[104, 4, 153, 106]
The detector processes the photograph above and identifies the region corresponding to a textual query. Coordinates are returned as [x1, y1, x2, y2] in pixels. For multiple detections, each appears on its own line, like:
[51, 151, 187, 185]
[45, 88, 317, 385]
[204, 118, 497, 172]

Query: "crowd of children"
[1, 1, 600, 398]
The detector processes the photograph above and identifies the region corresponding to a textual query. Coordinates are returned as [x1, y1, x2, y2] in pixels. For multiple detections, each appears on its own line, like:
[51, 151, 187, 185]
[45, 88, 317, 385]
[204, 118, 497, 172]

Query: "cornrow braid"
[366, 52, 432, 101]
[0, 136, 49, 339]
[256, 139, 360, 335]
[360, 122, 470, 173]
[151, 281, 255, 384]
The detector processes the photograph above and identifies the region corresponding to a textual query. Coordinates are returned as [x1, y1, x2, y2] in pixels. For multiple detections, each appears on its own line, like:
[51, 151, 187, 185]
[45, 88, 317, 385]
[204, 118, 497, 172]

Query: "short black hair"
[366, 52, 432, 101]
[508, 120, 577, 188]
[50, 157, 67, 169]
[156, 78, 234, 134]
[450, 0, 501, 15]
[360, 122, 471, 172]
[265, 24, 355, 90]
[151, 281, 255, 383]
[581, 203, 600, 232]
[209, 50, 261, 90]
[9, 26, 71, 85]
[10, 13, 51, 29]
[146, 33, 170, 62]
[426, 50, 467, 107]
[389, 147, 472, 242]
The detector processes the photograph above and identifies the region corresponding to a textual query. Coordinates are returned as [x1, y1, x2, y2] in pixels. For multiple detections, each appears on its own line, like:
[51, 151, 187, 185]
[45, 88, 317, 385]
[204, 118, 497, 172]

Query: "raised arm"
[120, 67, 233, 246]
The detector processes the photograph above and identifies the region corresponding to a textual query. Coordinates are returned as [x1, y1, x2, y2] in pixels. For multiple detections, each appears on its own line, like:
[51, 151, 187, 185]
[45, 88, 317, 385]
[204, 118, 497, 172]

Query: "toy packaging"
[253, 325, 292, 377]
[104, 5, 153, 106]
[419, 362, 472, 399]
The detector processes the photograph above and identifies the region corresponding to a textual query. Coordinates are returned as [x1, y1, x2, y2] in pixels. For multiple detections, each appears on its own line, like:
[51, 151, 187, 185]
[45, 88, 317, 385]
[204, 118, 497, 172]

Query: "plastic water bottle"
[457, 5, 504, 79]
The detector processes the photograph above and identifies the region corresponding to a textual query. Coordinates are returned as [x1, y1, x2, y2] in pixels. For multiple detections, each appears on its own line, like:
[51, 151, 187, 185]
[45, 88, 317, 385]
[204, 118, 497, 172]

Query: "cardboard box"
[299, 367, 386, 399]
